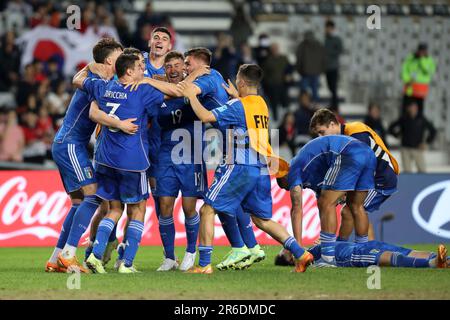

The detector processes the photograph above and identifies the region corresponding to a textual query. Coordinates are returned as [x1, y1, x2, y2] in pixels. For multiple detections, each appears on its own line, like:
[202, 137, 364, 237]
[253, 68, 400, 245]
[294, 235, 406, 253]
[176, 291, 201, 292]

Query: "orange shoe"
[436, 244, 448, 269]
[45, 261, 66, 273]
[57, 253, 89, 273]
[186, 264, 213, 274]
[294, 251, 314, 273]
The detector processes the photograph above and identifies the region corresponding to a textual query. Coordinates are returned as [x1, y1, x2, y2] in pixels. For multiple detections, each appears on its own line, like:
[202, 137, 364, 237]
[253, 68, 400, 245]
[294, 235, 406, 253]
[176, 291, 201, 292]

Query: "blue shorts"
[156, 162, 207, 198]
[204, 164, 272, 219]
[364, 189, 392, 213]
[95, 164, 149, 204]
[52, 142, 96, 193]
[350, 241, 412, 267]
[322, 142, 376, 192]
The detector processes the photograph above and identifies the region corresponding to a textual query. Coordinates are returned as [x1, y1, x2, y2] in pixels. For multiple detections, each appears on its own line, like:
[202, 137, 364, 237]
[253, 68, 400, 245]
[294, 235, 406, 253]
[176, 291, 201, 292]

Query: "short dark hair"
[238, 64, 263, 87]
[164, 50, 184, 64]
[309, 108, 339, 132]
[123, 47, 142, 56]
[184, 47, 212, 65]
[92, 38, 124, 63]
[152, 26, 172, 39]
[325, 19, 335, 28]
[115, 54, 139, 78]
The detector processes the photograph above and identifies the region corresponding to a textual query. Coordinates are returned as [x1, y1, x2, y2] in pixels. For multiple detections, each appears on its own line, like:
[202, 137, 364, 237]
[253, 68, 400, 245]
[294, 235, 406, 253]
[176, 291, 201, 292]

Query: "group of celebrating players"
[44, 26, 448, 275]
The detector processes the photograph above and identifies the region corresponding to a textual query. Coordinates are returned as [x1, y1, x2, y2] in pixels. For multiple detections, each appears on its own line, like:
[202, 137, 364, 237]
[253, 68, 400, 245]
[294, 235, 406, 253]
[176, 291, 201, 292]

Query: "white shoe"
[179, 252, 196, 271]
[157, 258, 179, 271]
[118, 262, 141, 273]
[311, 258, 337, 268]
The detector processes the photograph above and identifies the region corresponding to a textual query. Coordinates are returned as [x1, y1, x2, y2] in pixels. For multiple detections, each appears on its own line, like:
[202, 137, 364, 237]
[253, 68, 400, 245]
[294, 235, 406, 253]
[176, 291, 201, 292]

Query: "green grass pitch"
[0, 244, 449, 300]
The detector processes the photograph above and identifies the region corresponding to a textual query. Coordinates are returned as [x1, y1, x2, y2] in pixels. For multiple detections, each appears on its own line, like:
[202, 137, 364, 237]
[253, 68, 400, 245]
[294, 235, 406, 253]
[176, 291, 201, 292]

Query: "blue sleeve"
[211, 99, 243, 128]
[82, 77, 107, 101]
[193, 75, 214, 97]
[287, 157, 303, 189]
[350, 132, 371, 147]
[143, 86, 165, 117]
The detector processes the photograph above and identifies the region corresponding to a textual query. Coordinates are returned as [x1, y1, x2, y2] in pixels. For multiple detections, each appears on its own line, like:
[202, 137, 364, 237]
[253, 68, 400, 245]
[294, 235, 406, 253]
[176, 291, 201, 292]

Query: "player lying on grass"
[178, 64, 313, 273]
[275, 241, 448, 269]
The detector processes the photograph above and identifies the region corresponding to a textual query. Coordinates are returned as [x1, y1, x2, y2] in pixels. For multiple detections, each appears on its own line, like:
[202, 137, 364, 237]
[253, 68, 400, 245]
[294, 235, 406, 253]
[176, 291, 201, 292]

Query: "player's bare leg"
[251, 216, 313, 272]
[317, 189, 346, 265]
[338, 205, 376, 241]
[346, 190, 369, 241]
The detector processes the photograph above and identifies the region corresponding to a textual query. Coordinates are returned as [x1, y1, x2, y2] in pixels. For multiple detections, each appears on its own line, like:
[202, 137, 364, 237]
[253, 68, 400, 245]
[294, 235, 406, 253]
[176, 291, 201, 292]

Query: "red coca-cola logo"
[0, 171, 326, 247]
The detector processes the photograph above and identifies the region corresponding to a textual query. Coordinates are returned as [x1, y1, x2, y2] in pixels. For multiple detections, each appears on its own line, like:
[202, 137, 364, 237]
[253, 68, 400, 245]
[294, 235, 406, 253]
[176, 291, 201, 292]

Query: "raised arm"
[89, 101, 138, 135]
[290, 185, 304, 245]
[72, 64, 90, 89]
[178, 81, 216, 123]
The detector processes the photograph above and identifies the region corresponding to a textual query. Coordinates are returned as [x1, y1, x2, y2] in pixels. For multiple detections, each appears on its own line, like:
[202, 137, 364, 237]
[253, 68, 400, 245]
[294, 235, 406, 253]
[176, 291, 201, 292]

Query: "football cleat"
[157, 258, 179, 271]
[294, 251, 314, 273]
[216, 247, 251, 270]
[57, 253, 89, 273]
[436, 244, 448, 269]
[179, 252, 197, 271]
[45, 261, 67, 273]
[118, 263, 141, 274]
[186, 264, 213, 274]
[85, 253, 107, 274]
[102, 239, 119, 266]
[234, 246, 266, 270]
[114, 259, 124, 271]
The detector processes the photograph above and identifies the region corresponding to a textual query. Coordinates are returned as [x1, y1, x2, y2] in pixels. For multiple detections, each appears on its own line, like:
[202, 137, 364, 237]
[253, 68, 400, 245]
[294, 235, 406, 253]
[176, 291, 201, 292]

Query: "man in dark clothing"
[388, 102, 436, 173]
[324, 20, 343, 112]
[294, 90, 316, 137]
[296, 31, 325, 102]
[364, 102, 387, 143]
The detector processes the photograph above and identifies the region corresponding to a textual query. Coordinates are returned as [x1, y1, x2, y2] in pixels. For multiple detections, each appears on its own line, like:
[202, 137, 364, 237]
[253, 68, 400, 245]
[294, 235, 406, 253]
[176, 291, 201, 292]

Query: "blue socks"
[56, 205, 79, 249]
[185, 213, 200, 254]
[355, 235, 369, 243]
[159, 216, 176, 260]
[123, 220, 144, 267]
[283, 236, 305, 259]
[320, 231, 336, 263]
[390, 252, 431, 268]
[92, 218, 115, 259]
[236, 208, 258, 249]
[218, 212, 245, 248]
[66, 195, 101, 247]
[198, 245, 213, 267]
[118, 232, 128, 260]
[108, 224, 117, 242]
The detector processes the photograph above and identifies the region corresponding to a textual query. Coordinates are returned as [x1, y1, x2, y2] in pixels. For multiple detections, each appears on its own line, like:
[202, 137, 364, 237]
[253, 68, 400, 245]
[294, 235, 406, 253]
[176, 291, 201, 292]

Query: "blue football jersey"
[211, 98, 265, 167]
[54, 71, 101, 145]
[82, 77, 164, 171]
[193, 68, 229, 112]
[288, 135, 358, 190]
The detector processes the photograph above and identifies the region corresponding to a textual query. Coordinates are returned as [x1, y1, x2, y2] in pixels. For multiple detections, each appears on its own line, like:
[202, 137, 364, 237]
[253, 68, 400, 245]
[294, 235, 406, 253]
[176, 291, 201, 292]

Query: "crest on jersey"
[83, 167, 93, 179]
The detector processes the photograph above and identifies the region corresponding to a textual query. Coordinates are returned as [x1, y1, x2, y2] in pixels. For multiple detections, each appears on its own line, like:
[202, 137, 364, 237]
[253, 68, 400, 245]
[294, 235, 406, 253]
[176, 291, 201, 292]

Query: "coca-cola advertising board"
[0, 171, 325, 247]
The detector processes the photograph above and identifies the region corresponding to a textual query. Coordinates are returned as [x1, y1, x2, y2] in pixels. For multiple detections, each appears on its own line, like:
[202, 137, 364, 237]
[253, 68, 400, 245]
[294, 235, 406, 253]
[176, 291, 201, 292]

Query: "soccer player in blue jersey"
[184, 48, 266, 270]
[74, 53, 164, 273]
[178, 64, 313, 273]
[46, 38, 137, 273]
[308, 242, 448, 269]
[309, 108, 399, 241]
[277, 135, 377, 267]
[149, 51, 207, 272]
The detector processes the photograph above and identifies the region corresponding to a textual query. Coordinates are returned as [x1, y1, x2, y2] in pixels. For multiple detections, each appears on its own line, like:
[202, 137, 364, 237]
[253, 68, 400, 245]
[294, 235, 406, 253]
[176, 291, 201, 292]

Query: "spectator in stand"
[133, 23, 153, 52]
[0, 108, 24, 162]
[16, 63, 37, 109]
[401, 43, 436, 116]
[295, 30, 325, 102]
[37, 105, 55, 159]
[364, 102, 386, 143]
[261, 42, 291, 121]
[0, 31, 21, 91]
[294, 90, 316, 136]
[21, 110, 47, 164]
[229, 3, 253, 49]
[324, 19, 343, 112]
[388, 102, 437, 173]
[254, 33, 271, 66]
[47, 80, 69, 126]
[114, 7, 132, 47]
[136, 1, 167, 30]
[78, 6, 95, 33]
[211, 32, 238, 82]
[46, 57, 64, 92]
[278, 112, 297, 157]
[237, 42, 256, 66]
[32, 60, 47, 83]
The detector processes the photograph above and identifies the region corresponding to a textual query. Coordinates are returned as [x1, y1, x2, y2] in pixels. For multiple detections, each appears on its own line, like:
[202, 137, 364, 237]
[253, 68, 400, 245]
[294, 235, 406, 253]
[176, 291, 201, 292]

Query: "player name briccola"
[174, 304, 276, 317]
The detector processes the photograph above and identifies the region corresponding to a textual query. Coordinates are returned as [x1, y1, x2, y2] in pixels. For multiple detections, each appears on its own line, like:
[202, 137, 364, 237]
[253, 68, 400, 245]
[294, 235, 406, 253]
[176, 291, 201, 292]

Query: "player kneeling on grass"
[178, 64, 314, 274]
[73, 53, 164, 273]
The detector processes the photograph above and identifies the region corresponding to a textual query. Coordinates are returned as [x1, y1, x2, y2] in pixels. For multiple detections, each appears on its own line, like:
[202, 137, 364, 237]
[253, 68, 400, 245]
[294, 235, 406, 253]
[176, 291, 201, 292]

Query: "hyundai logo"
[412, 180, 450, 239]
